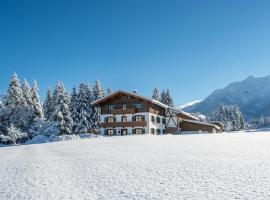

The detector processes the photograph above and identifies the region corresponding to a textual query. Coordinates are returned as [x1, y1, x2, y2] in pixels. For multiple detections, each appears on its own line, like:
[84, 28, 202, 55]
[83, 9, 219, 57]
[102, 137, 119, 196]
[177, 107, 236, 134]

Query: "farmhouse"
[91, 90, 222, 135]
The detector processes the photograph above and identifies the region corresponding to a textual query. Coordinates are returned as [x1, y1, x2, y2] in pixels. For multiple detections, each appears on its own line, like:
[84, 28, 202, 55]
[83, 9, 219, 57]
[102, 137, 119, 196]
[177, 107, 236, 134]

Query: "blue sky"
[1, 0, 270, 105]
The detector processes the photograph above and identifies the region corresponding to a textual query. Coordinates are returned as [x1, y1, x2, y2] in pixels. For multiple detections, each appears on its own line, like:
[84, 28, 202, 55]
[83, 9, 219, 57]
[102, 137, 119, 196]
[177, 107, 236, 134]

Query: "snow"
[177, 100, 201, 110]
[1, 132, 270, 199]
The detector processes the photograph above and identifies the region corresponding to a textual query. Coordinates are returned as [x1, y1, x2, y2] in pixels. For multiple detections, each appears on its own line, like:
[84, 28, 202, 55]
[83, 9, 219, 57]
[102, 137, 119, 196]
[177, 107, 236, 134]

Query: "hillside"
[184, 75, 270, 120]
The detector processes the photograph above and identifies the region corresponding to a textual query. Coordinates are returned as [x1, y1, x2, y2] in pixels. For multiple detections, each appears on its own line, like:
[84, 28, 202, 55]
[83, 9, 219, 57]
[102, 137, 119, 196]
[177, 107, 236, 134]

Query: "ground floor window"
[151, 128, 155, 134]
[107, 129, 115, 135]
[133, 128, 145, 134]
[157, 129, 161, 134]
[162, 129, 166, 134]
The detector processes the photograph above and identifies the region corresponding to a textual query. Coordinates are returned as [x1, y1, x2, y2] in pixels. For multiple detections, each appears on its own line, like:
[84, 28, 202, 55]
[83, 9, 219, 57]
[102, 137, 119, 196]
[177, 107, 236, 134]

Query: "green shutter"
[142, 129, 145, 134]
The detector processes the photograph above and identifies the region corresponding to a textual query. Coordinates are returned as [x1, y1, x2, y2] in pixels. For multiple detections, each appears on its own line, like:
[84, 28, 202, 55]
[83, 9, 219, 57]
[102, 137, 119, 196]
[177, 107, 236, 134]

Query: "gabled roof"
[91, 90, 169, 108]
[91, 90, 198, 120]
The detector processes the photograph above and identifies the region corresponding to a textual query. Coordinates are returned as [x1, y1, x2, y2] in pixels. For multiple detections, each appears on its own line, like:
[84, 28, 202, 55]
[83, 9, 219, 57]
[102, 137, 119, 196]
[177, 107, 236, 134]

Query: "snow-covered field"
[1, 132, 270, 200]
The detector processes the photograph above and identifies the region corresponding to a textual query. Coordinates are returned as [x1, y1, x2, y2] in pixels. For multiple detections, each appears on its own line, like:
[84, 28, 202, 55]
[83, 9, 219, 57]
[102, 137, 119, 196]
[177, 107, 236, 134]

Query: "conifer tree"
[92, 80, 105, 133]
[51, 81, 73, 135]
[43, 88, 54, 121]
[3, 73, 28, 131]
[31, 80, 43, 119]
[70, 87, 80, 133]
[152, 88, 160, 101]
[107, 87, 113, 95]
[76, 83, 92, 133]
[21, 79, 33, 107]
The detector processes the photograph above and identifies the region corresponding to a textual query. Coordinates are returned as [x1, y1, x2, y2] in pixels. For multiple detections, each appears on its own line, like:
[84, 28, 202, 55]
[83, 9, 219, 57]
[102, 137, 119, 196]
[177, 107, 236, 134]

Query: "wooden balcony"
[101, 121, 147, 128]
[112, 108, 136, 115]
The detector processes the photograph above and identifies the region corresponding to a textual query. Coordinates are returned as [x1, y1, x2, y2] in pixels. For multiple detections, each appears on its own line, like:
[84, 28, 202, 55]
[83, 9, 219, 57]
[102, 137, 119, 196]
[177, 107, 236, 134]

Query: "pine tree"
[166, 89, 174, 107]
[160, 90, 167, 105]
[6, 124, 27, 144]
[43, 88, 55, 121]
[21, 79, 33, 107]
[152, 88, 160, 101]
[3, 73, 28, 131]
[107, 87, 113, 95]
[211, 105, 244, 132]
[76, 83, 92, 133]
[4, 73, 26, 108]
[160, 89, 174, 107]
[51, 81, 73, 135]
[31, 80, 43, 119]
[70, 87, 80, 133]
[92, 80, 105, 133]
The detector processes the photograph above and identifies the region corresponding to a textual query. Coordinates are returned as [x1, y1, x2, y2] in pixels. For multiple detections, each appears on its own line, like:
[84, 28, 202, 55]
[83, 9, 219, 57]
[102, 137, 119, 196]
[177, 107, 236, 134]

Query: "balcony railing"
[111, 108, 135, 115]
[101, 121, 147, 128]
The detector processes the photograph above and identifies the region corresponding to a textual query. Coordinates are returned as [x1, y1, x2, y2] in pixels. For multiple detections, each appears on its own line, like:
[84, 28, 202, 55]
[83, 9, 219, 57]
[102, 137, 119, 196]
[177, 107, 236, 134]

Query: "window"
[107, 117, 114, 123]
[135, 128, 144, 134]
[151, 128, 155, 134]
[162, 118, 166, 124]
[134, 103, 142, 109]
[107, 129, 114, 135]
[151, 116, 155, 123]
[123, 104, 127, 109]
[156, 117, 161, 123]
[108, 105, 114, 111]
[163, 129, 166, 134]
[122, 116, 127, 122]
[157, 129, 161, 134]
[135, 115, 143, 122]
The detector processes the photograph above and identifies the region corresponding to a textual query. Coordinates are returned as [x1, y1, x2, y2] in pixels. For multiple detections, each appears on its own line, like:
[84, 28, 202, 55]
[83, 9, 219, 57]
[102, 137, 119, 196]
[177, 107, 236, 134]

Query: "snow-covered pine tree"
[3, 73, 28, 131]
[31, 80, 43, 119]
[6, 124, 27, 144]
[160, 89, 167, 105]
[43, 88, 55, 121]
[166, 89, 174, 107]
[152, 88, 160, 101]
[107, 87, 113, 95]
[76, 83, 92, 134]
[211, 105, 244, 132]
[70, 87, 80, 133]
[160, 89, 174, 107]
[51, 81, 73, 135]
[92, 80, 105, 134]
[21, 79, 33, 107]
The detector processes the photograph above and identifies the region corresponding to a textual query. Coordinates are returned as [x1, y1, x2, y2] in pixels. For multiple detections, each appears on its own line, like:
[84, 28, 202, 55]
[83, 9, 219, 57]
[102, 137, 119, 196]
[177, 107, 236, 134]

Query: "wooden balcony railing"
[101, 121, 147, 128]
[111, 108, 136, 115]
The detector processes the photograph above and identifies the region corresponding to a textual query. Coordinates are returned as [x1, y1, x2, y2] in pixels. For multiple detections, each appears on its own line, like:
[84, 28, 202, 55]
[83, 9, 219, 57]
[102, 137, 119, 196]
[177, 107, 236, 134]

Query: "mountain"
[177, 100, 201, 110]
[184, 75, 270, 121]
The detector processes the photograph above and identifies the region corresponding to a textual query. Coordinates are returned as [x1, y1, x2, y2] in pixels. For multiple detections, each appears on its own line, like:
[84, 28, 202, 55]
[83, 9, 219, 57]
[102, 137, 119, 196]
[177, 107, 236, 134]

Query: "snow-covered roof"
[182, 119, 221, 129]
[91, 90, 198, 120]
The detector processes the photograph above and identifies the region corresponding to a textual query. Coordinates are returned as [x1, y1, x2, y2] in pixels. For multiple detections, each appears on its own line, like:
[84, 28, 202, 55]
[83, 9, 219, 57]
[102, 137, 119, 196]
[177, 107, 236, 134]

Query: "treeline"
[0, 74, 110, 144]
[210, 105, 245, 132]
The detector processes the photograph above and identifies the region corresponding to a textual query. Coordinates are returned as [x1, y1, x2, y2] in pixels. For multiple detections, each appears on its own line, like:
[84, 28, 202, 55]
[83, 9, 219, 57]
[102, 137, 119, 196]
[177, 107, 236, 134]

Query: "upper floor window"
[122, 116, 127, 122]
[135, 115, 144, 122]
[108, 105, 114, 111]
[151, 115, 155, 123]
[107, 117, 114, 123]
[123, 104, 127, 109]
[156, 117, 161, 123]
[134, 103, 143, 109]
[162, 118, 166, 124]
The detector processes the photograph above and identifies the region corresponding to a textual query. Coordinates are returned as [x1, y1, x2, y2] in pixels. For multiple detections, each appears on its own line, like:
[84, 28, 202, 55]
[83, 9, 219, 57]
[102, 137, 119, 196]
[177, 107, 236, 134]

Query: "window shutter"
[113, 129, 116, 135]
[132, 129, 135, 134]
[105, 129, 108, 135]
[113, 117, 116, 122]
[132, 116, 135, 121]
[142, 129, 145, 134]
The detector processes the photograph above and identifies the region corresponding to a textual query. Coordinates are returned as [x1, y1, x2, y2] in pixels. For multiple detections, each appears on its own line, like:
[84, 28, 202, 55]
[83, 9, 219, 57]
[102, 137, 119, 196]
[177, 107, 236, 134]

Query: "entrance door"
[121, 129, 128, 136]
